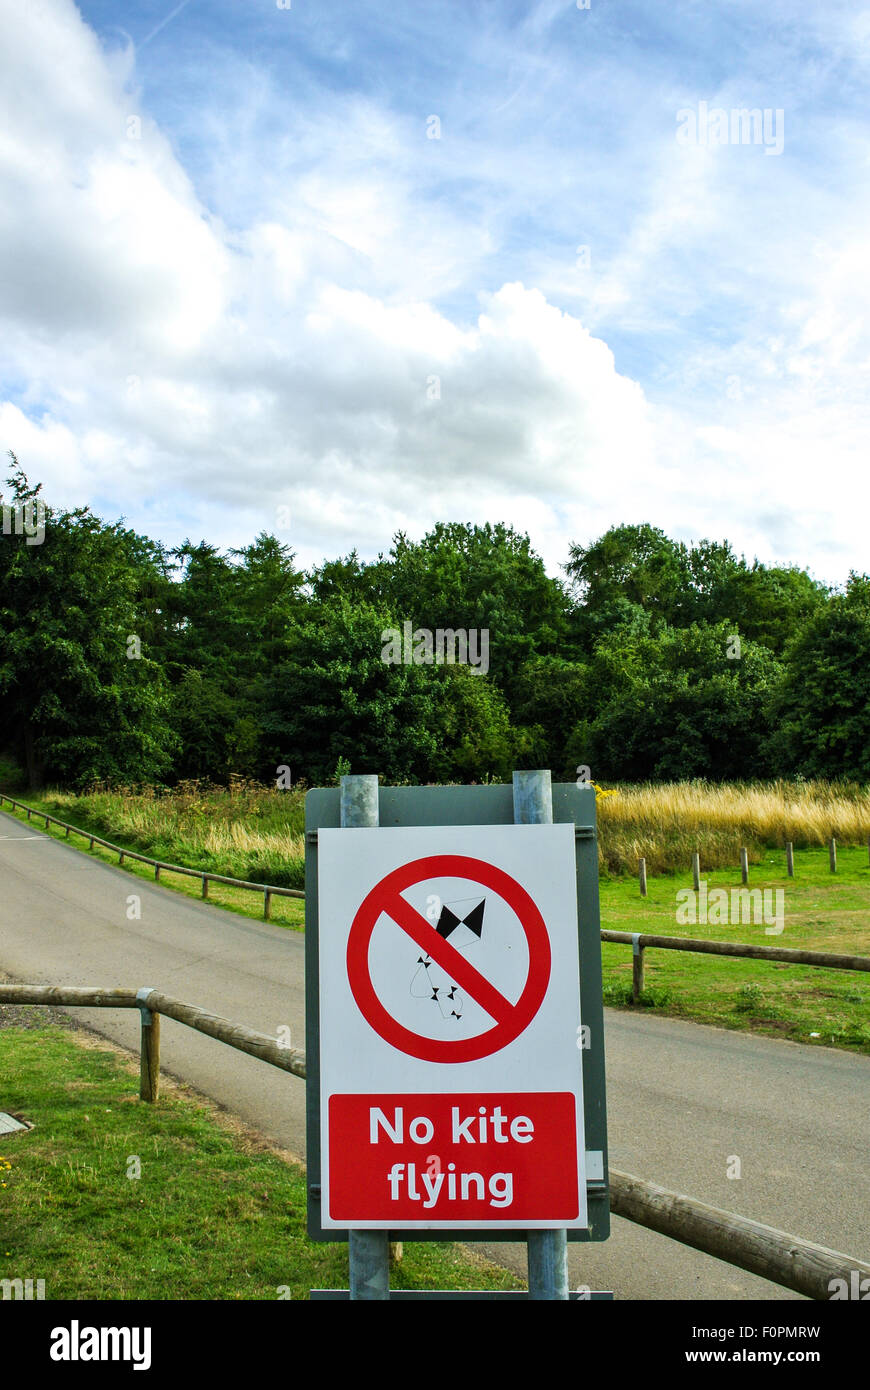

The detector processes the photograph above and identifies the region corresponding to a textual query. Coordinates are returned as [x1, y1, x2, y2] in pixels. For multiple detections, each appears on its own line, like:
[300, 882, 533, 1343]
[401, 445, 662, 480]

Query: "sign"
[318, 823, 587, 1230]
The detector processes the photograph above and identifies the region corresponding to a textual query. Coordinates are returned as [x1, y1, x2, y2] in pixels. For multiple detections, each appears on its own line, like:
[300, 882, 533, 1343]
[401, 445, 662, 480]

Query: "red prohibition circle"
[346, 854, 551, 1063]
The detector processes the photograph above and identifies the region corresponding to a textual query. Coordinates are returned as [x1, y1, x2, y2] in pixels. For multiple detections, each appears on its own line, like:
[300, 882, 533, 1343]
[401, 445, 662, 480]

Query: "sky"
[1, 0, 868, 585]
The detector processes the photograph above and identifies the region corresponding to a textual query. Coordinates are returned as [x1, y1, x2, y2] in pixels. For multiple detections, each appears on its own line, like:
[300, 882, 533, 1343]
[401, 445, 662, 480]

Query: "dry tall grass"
[596, 780, 870, 875]
[42, 776, 870, 884]
[45, 778, 307, 887]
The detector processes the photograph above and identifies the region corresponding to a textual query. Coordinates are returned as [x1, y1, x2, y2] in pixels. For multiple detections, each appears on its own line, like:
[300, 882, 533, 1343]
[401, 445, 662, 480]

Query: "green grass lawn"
[599, 846, 870, 1054]
[0, 1014, 523, 1300]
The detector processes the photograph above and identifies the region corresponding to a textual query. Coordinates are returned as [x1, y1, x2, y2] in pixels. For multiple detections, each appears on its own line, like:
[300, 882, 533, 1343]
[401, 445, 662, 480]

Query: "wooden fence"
[601, 930, 870, 1001]
[1, 982, 868, 1302]
[0, 793, 303, 918]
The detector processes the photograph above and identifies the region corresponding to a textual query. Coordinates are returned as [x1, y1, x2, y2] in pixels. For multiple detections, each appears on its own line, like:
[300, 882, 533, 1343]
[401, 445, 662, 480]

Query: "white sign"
[318, 823, 587, 1229]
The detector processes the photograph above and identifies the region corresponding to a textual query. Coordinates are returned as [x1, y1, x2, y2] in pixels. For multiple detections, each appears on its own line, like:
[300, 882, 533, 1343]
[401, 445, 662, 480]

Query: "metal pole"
[342, 773, 390, 1302]
[513, 769, 569, 1302]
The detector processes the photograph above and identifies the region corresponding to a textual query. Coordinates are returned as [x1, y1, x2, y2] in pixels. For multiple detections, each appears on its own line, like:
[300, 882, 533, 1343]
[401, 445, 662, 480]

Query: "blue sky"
[1, 0, 868, 583]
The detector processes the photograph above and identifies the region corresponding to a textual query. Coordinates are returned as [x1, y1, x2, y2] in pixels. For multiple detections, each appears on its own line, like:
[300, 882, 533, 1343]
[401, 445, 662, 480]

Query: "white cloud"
[0, 0, 867, 588]
[0, 0, 228, 357]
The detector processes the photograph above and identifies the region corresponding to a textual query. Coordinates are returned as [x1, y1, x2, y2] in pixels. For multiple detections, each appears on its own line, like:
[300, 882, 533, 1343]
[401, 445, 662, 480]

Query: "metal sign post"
[341, 774, 390, 1300]
[514, 770, 569, 1301]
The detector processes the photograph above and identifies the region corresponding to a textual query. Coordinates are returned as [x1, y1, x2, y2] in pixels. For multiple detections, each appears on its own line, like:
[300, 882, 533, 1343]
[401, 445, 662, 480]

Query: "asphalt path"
[1, 807, 868, 1300]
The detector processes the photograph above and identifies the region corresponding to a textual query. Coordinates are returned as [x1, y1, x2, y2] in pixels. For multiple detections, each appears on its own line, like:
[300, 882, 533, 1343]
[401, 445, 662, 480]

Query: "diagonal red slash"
[382, 888, 515, 1026]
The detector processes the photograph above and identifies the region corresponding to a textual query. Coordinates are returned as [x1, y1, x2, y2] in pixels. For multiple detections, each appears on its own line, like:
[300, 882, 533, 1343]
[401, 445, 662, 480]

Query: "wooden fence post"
[692, 852, 700, 892]
[740, 847, 748, 885]
[632, 934, 645, 1002]
[639, 858, 647, 897]
[786, 842, 794, 877]
[608, 1169, 870, 1301]
[137, 990, 160, 1103]
[829, 838, 837, 873]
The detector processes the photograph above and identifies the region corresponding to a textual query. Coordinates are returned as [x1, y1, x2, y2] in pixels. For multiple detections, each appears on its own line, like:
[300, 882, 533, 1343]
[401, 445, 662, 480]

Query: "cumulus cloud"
[0, 0, 867, 586]
[0, 0, 657, 574]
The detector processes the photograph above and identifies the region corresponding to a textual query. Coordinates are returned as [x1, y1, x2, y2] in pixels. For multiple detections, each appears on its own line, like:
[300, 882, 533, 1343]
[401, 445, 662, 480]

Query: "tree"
[385, 522, 569, 696]
[564, 524, 693, 651]
[508, 655, 591, 774]
[764, 574, 870, 779]
[259, 595, 520, 786]
[231, 533, 306, 673]
[565, 526, 827, 660]
[259, 596, 441, 784]
[0, 457, 177, 788]
[686, 542, 828, 656]
[565, 621, 782, 781]
[427, 665, 517, 783]
[306, 549, 391, 608]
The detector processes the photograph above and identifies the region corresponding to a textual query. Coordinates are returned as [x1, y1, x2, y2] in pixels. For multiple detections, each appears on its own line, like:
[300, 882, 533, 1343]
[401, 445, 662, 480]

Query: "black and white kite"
[410, 896, 485, 1020]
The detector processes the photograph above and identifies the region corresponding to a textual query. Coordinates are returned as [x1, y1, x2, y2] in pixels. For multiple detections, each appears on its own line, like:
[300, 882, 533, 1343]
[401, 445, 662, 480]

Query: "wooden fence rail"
[601, 929, 870, 1001]
[0, 983, 306, 1089]
[1, 982, 868, 1301]
[607, 1170, 870, 1302]
[0, 793, 304, 916]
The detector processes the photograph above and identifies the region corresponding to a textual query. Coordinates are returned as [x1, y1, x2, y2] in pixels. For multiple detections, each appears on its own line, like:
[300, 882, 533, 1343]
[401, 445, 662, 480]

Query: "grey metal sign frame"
[305, 779, 609, 1244]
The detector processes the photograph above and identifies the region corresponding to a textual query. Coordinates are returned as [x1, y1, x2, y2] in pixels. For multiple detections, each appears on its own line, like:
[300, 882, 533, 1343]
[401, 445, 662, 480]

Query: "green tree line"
[2, 455, 868, 790]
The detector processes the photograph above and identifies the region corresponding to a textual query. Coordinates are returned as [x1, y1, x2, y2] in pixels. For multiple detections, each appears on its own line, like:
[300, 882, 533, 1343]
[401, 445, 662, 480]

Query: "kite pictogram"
[410, 896, 486, 1019]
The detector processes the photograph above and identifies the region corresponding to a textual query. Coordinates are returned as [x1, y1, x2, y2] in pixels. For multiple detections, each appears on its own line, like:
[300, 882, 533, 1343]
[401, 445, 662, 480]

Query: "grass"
[5, 774, 870, 885]
[41, 777, 308, 887]
[598, 845, 870, 1054]
[0, 784, 306, 931]
[595, 778, 870, 876]
[0, 1013, 525, 1300]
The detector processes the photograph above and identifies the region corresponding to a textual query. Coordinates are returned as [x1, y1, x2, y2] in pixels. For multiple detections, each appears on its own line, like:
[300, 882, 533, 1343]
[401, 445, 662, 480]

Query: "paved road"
[2, 807, 868, 1300]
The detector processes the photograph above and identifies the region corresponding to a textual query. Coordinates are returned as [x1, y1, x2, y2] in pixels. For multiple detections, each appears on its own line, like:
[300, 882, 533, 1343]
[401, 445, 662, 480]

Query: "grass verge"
[0, 1010, 524, 1300]
[599, 846, 870, 1054]
[0, 793, 305, 931]
[595, 778, 870, 875]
